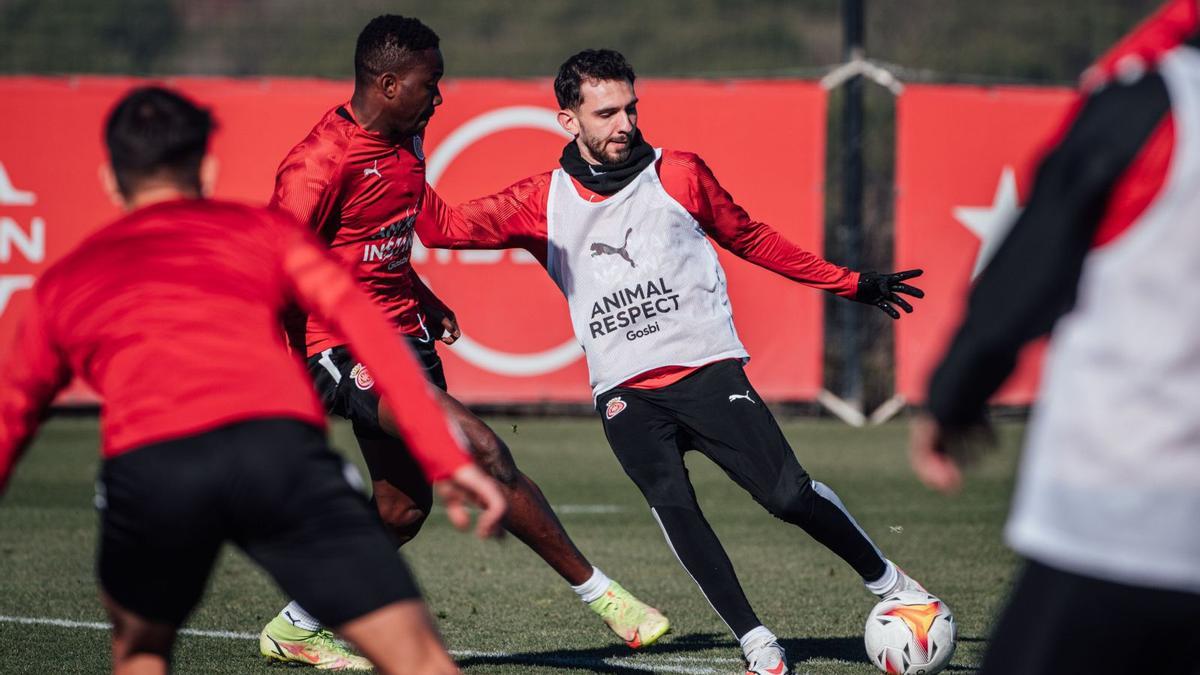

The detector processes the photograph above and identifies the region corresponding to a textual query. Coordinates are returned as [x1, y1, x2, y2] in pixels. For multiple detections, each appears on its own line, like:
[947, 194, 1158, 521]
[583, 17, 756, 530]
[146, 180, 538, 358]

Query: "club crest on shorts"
[350, 363, 375, 391]
[605, 396, 627, 420]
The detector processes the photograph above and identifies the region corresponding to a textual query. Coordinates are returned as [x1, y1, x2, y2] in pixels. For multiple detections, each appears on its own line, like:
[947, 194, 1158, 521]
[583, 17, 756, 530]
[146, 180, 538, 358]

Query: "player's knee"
[109, 621, 174, 663]
[632, 471, 697, 512]
[470, 433, 519, 486]
[764, 476, 818, 524]
[375, 500, 430, 545]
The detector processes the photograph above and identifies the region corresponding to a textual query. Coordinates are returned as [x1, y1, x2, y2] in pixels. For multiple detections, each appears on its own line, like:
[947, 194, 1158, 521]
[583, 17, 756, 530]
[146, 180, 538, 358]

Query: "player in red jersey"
[415, 50, 929, 675]
[0, 87, 506, 675]
[260, 16, 667, 663]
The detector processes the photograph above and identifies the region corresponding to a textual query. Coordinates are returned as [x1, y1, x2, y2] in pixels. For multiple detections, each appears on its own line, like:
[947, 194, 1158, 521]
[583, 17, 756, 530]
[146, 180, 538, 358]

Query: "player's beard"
[559, 127, 653, 195]
[583, 132, 633, 166]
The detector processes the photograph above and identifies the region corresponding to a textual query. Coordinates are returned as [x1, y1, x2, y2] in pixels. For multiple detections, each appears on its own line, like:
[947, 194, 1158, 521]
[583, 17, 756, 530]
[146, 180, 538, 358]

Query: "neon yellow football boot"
[259, 614, 373, 671]
[587, 581, 670, 648]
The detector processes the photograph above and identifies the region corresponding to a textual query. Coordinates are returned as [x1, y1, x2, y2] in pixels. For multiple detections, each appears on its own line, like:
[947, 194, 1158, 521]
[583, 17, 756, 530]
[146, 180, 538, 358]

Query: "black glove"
[855, 269, 925, 319]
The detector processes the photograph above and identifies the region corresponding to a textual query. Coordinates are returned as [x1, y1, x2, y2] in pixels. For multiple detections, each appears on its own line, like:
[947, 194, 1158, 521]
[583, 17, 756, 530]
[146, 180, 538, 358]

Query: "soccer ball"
[864, 590, 956, 674]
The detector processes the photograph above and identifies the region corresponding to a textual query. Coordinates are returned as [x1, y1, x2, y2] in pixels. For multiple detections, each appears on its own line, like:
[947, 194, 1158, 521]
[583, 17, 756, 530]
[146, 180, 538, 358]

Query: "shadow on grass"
[456, 631, 980, 673]
[786, 634, 981, 673]
[456, 631, 733, 673]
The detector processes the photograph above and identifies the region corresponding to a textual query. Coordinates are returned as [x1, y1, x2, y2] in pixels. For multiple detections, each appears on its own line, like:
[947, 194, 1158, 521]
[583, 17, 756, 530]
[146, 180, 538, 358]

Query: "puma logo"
[363, 160, 382, 179]
[590, 228, 636, 268]
[728, 391, 756, 404]
[265, 635, 288, 659]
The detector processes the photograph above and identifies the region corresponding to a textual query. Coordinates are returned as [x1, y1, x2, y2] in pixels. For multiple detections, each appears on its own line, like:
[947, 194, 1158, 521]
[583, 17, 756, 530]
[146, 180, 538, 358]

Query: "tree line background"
[0, 0, 1161, 81]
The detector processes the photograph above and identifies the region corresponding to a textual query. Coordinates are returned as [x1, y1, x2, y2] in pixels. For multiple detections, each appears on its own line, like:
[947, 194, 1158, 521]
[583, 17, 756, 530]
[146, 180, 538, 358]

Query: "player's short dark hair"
[104, 86, 214, 198]
[554, 49, 637, 110]
[355, 15, 440, 85]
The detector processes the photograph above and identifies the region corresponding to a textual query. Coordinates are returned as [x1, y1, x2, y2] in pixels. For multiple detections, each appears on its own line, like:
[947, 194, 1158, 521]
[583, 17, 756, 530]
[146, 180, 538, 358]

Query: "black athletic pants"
[599, 360, 887, 638]
[982, 559, 1200, 675]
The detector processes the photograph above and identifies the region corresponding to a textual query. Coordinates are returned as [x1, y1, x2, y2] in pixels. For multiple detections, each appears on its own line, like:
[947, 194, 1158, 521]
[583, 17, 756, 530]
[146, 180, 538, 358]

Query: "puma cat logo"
[590, 228, 636, 268]
[728, 391, 756, 404]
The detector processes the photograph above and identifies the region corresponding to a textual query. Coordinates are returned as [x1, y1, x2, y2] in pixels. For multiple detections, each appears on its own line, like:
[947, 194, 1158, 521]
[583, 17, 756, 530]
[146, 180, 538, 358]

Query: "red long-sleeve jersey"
[0, 198, 469, 491]
[272, 104, 450, 356]
[416, 149, 858, 387]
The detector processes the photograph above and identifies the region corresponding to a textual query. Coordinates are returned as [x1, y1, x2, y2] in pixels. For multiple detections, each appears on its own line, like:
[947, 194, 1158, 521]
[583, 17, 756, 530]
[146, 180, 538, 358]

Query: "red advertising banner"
[894, 84, 1077, 405]
[0, 77, 828, 404]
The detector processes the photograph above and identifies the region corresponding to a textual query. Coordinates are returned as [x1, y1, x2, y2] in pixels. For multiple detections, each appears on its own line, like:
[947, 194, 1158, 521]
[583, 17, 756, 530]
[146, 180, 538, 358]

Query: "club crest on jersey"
[412, 135, 425, 161]
[350, 363, 375, 391]
[605, 396, 627, 420]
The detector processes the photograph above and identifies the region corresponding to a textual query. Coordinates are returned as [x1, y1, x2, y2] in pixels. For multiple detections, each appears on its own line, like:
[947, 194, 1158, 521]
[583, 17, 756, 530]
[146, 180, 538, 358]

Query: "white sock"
[280, 601, 322, 632]
[739, 625, 777, 656]
[571, 566, 612, 603]
[864, 559, 899, 596]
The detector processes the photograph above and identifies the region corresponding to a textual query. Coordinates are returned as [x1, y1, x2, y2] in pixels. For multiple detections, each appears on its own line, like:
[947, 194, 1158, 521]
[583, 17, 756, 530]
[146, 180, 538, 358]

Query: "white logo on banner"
[0, 161, 41, 318]
[0, 275, 34, 318]
[0, 162, 36, 206]
[953, 166, 1023, 279]
[423, 106, 583, 377]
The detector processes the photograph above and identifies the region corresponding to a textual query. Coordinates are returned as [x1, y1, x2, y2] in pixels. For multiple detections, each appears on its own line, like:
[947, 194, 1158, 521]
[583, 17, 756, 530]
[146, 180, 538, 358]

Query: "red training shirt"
[0, 199, 469, 491]
[272, 104, 450, 356]
[416, 149, 860, 388]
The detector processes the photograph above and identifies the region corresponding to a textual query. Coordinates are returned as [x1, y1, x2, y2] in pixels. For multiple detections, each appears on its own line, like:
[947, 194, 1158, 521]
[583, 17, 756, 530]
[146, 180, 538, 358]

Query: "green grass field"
[0, 416, 1024, 674]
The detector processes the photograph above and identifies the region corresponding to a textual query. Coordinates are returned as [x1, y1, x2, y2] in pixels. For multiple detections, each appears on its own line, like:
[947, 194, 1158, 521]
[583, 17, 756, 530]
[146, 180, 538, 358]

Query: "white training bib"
[546, 151, 748, 398]
[1007, 47, 1200, 593]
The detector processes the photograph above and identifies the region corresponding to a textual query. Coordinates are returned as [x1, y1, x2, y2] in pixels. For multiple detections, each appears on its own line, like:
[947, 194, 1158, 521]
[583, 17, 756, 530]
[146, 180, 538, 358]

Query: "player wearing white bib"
[416, 49, 927, 675]
[911, 2, 1200, 672]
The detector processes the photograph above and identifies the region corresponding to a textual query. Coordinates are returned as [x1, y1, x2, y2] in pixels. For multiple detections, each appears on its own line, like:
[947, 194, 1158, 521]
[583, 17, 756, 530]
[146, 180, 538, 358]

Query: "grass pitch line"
[0, 614, 731, 674]
[453, 650, 721, 674]
[0, 614, 258, 640]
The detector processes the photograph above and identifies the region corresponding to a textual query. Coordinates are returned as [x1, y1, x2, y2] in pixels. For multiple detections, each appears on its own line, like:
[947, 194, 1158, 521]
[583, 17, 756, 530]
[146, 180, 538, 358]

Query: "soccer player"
[415, 49, 929, 675]
[0, 86, 507, 675]
[259, 15, 667, 665]
[910, 2, 1200, 672]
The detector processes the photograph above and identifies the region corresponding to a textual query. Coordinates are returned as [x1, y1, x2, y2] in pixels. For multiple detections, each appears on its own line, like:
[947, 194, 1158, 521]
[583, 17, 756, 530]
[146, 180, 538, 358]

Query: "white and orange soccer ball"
[864, 590, 956, 674]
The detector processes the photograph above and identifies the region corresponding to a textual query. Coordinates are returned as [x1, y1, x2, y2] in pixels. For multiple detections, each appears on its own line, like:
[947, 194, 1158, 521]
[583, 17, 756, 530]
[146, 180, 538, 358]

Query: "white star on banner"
[953, 166, 1023, 279]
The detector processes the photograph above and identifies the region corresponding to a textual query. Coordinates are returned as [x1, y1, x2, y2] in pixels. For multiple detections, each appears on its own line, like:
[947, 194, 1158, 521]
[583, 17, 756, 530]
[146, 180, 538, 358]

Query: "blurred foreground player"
[417, 49, 929, 675]
[910, 2, 1200, 673]
[0, 86, 506, 675]
[261, 15, 667, 665]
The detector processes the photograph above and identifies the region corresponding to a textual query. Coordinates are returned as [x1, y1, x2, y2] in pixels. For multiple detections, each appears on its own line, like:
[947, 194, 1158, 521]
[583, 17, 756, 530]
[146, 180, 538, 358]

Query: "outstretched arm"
[415, 181, 550, 263]
[666, 151, 923, 316]
[667, 151, 857, 294]
[0, 296, 71, 493]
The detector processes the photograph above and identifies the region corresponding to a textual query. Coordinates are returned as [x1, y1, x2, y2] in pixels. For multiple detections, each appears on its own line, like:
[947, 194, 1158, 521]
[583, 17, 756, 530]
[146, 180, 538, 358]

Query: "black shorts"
[981, 559, 1200, 675]
[597, 359, 812, 514]
[309, 337, 447, 442]
[96, 418, 420, 627]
